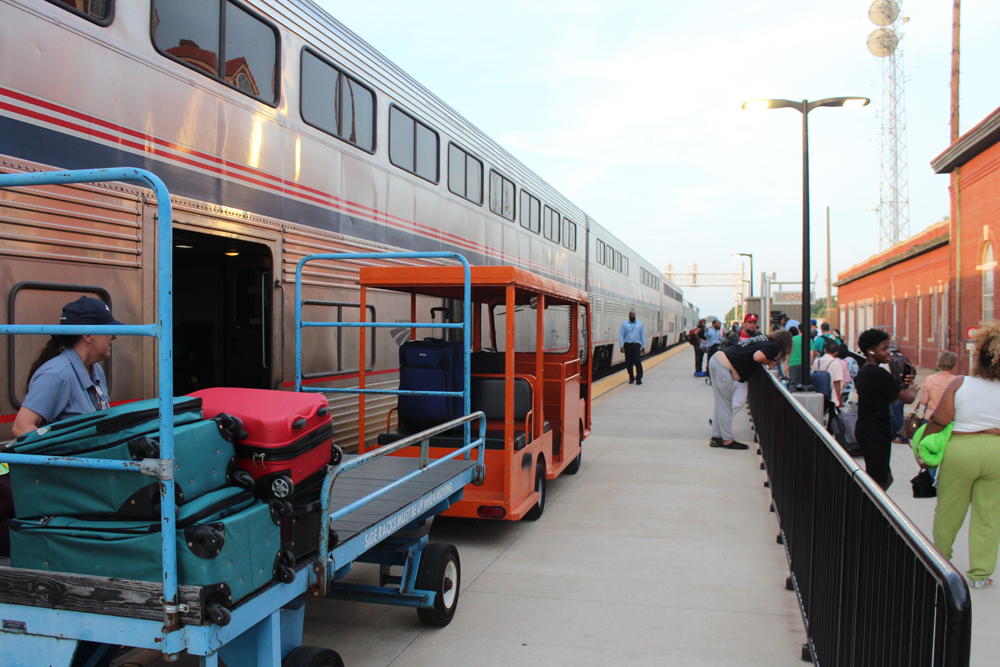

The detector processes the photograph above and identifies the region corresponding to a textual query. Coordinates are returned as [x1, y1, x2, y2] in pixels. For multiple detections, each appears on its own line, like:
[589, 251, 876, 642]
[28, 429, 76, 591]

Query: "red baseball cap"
[743, 313, 759, 323]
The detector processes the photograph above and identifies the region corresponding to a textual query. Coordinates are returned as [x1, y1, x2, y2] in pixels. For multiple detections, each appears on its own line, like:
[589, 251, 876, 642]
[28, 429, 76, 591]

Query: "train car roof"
[359, 265, 589, 305]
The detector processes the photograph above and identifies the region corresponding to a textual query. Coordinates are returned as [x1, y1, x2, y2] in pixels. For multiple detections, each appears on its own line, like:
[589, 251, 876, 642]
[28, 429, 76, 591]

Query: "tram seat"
[378, 376, 549, 451]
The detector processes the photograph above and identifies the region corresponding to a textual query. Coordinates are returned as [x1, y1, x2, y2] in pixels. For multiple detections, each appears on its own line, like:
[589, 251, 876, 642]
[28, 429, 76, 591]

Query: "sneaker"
[636, 380, 643, 385]
[721, 440, 750, 450]
[628, 378, 635, 384]
[971, 578, 993, 589]
[710, 437, 724, 447]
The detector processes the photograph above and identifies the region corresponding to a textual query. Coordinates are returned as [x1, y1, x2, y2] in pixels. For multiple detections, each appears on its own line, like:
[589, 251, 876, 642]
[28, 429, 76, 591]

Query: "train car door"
[172, 229, 278, 393]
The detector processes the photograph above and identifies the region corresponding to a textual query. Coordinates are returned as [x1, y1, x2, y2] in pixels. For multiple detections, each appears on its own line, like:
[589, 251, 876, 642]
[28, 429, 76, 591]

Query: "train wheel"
[416, 543, 461, 627]
[523, 459, 546, 521]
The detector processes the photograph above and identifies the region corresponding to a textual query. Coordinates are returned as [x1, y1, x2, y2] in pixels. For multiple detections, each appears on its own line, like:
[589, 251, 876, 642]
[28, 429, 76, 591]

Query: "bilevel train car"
[0, 0, 693, 451]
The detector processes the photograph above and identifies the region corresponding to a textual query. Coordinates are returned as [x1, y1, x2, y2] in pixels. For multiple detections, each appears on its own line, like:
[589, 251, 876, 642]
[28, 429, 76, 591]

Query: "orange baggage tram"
[358, 263, 592, 521]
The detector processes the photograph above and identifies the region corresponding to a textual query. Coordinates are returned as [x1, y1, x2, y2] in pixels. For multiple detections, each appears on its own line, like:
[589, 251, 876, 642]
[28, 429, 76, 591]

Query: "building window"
[47, 0, 113, 24]
[984, 243, 995, 322]
[489, 170, 515, 221]
[563, 219, 577, 251]
[389, 106, 439, 183]
[152, 0, 279, 105]
[543, 206, 560, 243]
[447, 143, 483, 205]
[904, 298, 909, 340]
[519, 191, 540, 234]
[300, 48, 376, 153]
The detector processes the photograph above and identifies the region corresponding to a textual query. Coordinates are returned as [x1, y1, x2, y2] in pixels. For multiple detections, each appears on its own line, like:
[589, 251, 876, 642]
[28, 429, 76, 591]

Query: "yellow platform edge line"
[592, 344, 690, 403]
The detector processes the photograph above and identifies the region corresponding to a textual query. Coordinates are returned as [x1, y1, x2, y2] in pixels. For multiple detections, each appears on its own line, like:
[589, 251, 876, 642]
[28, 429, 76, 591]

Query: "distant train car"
[0, 0, 693, 449]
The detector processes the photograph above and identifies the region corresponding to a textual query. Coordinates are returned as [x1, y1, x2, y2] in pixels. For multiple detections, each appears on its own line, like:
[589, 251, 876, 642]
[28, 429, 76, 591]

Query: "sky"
[317, 0, 1000, 320]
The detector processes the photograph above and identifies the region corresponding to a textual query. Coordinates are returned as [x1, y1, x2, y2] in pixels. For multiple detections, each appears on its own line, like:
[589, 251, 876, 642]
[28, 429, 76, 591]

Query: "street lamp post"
[742, 97, 869, 391]
[732, 252, 753, 297]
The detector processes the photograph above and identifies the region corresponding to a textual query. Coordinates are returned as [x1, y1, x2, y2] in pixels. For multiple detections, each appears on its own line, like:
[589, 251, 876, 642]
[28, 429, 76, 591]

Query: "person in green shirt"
[812, 322, 835, 363]
[787, 326, 806, 388]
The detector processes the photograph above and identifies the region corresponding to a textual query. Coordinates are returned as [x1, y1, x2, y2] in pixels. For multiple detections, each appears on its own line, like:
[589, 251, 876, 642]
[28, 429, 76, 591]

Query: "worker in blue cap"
[11, 296, 124, 437]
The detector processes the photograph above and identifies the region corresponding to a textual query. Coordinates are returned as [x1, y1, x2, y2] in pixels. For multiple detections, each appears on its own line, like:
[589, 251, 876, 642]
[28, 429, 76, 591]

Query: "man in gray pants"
[708, 355, 747, 449]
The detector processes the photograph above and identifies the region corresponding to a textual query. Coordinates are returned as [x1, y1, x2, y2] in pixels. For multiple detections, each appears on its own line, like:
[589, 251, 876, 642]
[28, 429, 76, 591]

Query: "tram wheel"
[282, 646, 344, 667]
[416, 543, 461, 627]
[523, 459, 546, 521]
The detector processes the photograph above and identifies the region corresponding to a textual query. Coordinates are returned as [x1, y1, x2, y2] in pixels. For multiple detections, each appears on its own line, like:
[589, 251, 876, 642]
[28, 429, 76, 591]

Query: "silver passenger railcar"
[0, 0, 692, 447]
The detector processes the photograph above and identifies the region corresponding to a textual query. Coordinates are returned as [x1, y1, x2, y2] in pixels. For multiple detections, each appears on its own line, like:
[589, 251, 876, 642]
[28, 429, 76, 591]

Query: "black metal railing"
[748, 371, 971, 666]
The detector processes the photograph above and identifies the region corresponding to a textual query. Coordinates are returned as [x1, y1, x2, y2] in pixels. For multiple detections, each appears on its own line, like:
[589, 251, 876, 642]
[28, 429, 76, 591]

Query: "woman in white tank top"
[927, 323, 1000, 588]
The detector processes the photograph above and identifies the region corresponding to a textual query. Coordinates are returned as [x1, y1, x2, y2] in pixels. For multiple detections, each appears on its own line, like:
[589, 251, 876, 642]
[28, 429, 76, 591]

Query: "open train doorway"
[172, 230, 273, 394]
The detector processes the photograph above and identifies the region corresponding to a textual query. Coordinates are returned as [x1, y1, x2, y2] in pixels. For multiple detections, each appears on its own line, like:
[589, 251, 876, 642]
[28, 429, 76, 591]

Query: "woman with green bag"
[927, 323, 1000, 589]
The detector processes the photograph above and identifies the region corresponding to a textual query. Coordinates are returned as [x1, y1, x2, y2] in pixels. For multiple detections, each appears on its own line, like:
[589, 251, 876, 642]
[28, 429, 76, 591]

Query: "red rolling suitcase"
[190, 388, 340, 500]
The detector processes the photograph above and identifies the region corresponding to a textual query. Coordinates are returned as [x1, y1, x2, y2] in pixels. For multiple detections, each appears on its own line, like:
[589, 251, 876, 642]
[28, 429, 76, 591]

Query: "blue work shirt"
[619, 319, 646, 348]
[705, 326, 725, 347]
[21, 348, 109, 426]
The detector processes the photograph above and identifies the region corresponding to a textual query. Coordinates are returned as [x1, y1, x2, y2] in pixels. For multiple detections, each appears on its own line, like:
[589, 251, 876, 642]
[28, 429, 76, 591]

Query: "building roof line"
[835, 233, 950, 287]
[931, 106, 1000, 174]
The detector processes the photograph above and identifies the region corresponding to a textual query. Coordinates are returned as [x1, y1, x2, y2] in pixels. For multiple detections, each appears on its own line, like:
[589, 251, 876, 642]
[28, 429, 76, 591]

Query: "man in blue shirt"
[619, 309, 646, 385]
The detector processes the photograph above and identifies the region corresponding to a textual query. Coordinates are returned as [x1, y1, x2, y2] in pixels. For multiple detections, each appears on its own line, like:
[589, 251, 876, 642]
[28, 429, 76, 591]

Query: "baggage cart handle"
[310, 411, 486, 597]
[0, 168, 184, 633]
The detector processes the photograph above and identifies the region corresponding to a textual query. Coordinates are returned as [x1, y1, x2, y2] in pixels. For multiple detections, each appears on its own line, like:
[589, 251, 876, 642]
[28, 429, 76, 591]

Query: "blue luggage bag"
[397, 338, 465, 427]
[4, 397, 245, 519]
[9, 486, 294, 615]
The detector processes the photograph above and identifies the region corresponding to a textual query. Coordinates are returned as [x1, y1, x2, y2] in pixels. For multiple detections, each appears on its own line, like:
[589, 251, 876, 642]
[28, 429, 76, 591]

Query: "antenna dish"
[868, 0, 900, 26]
[867, 28, 899, 57]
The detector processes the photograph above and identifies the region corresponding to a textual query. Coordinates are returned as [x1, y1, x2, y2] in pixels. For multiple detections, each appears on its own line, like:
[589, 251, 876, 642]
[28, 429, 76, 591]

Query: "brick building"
[932, 105, 1000, 373]
[835, 105, 1000, 373]
[836, 220, 950, 368]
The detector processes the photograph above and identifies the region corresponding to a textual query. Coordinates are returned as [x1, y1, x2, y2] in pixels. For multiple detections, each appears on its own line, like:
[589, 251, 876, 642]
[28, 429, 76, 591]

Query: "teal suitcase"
[8, 396, 204, 452]
[9, 487, 293, 614]
[9, 418, 243, 519]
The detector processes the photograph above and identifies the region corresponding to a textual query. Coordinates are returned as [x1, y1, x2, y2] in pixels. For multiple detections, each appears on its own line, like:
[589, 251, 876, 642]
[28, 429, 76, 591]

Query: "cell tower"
[867, 0, 910, 250]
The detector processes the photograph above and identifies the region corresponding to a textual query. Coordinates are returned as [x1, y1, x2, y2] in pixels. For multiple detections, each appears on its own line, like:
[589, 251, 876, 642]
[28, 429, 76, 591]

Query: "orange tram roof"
[358, 265, 589, 305]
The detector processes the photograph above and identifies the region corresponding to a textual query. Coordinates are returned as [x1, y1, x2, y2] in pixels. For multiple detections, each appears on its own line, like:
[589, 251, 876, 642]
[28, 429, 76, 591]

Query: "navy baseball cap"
[810, 319, 818, 325]
[60, 297, 123, 326]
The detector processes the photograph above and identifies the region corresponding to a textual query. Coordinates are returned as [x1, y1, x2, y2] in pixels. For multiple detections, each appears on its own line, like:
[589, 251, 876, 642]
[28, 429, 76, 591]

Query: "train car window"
[563, 220, 577, 251]
[447, 143, 483, 204]
[47, 0, 113, 24]
[623, 256, 628, 275]
[151, 0, 279, 106]
[543, 206, 560, 244]
[596, 239, 605, 265]
[301, 49, 376, 153]
[489, 170, 515, 221]
[520, 192, 541, 234]
[389, 105, 439, 183]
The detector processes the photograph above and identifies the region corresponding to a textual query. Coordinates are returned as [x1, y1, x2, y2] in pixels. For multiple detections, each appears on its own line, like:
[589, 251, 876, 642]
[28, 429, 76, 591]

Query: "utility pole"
[952, 0, 963, 367]
[826, 206, 833, 327]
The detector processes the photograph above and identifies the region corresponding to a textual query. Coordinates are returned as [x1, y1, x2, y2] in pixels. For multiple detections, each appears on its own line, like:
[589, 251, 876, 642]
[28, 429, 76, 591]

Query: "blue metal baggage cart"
[0, 169, 485, 667]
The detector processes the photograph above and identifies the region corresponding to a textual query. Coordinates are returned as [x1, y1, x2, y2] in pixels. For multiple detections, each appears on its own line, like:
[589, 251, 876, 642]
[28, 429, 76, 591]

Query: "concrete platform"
[128, 347, 809, 666]
[293, 347, 806, 667]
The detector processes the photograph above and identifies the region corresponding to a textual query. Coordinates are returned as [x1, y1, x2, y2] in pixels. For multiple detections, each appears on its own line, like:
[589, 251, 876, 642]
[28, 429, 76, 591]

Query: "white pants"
[732, 381, 748, 412]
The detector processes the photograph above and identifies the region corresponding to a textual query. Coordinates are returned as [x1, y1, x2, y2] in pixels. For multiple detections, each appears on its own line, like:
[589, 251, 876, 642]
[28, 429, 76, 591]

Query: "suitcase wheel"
[272, 499, 293, 518]
[127, 436, 159, 460]
[185, 523, 226, 559]
[330, 445, 344, 466]
[214, 414, 246, 442]
[274, 549, 297, 585]
[205, 601, 232, 627]
[271, 475, 295, 499]
[232, 469, 255, 491]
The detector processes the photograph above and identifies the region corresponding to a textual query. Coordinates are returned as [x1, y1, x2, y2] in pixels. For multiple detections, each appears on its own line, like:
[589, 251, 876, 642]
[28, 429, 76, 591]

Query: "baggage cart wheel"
[272, 475, 294, 499]
[282, 646, 344, 667]
[565, 430, 582, 475]
[205, 602, 232, 627]
[523, 459, 546, 521]
[233, 469, 255, 491]
[416, 543, 461, 627]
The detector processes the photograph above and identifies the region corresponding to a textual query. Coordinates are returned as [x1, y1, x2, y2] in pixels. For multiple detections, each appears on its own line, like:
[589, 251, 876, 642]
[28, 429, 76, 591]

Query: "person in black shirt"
[855, 328, 918, 490]
[709, 330, 792, 449]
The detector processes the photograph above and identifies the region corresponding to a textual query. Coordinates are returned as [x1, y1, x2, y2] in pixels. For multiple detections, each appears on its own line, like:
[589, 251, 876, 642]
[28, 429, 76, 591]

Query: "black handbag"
[911, 469, 937, 498]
